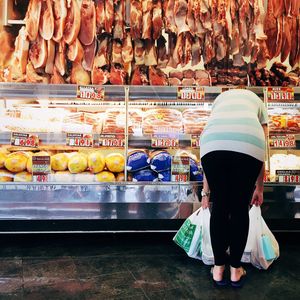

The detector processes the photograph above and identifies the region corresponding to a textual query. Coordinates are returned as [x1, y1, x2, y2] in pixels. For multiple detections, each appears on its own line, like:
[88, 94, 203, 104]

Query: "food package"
[105, 153, 125, 173]
[27, 151, 50, 173]
[68, 153, 88, 174]
[127, 150, 149, 172]
[182, 109, 210, 134]
[128, 109, 143, 134]
[102, 109, 125, 134]
[158, 170, 171, 182]
[0, 152, 7, 168]
[51, 153, 69, 171]
[132, 169, 158, 182]
[143, 108, 183, 134]
[149, 151, 172, 172]
[0, 169, 14, 182]
[88, 152, 105, 173]
[95, 171, 116, 182]
[5, 151, 29, 173]
[19, 108, 69, 122]
[270, 154, 300, 181]
[14, 171, 32, 182]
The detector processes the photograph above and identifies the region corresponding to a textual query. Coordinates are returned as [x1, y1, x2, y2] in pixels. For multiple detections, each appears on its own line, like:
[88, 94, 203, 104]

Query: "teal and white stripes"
[200, 89, 268, 162]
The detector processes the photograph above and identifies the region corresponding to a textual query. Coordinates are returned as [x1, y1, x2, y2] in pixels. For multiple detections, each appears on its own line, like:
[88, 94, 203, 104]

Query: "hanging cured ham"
[105, 0, 114, 34]
[53, 0, 67, 42]
[95, 0, 105, 34]
[130, 0, 143, 40]
[82, 38, 97, 71]
[25, 0, 42, 41]
[131, 65, 149, 85]
[152, 0, 163, 40]
[142, 0, 153, 39]
[79, 0, 96, 46]
[39, 0, 54, 40]
[29, 34, 47, 69]
[54, 41, 66, 76]
[64, 0, 81, 45]
[14, 27, 30, 74]
[113, 0, 125, 40]
[67, 38, 84, 63]
[45, 39, 55, 74]
[174, 0, 190, 35]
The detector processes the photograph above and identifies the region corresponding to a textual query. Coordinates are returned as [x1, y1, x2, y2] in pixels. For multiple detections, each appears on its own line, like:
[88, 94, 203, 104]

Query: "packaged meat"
[149, 151, 172, 172]
[51, 153, 69, 171]
[102, 109, 125, 134]
[88, 152, 105, 174]
[105, 153, 125, 173]
[127, 150, 149, 172]
[182, 109, 210, 134]
[158, 170, 171, 182]
[95, 171, 116, 182]
[5, 152, 29, 173]
[132, 169, 158, 182]
[68, 153, 88, 174]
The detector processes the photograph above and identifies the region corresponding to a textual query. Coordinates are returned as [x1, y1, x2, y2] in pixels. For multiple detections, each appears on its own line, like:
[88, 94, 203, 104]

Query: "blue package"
[127, 150, 149, 172]
[149, 151, 172, 172]
[132, 169, 158, 182]
[190, 172, 203, 182]
[158, 170, 171, 182]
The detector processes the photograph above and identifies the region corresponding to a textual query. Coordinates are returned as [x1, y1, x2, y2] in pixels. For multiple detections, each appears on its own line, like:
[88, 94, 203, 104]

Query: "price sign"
[77, 85, 105, 100]
[266, 87, 294, 101]
[177, 87, 205, 101]
[269, 135, 296, 148]
[191, 134, 201, 148]
[66, 133, 93, 147]
[32, 156, 51, 182]
[98, 134, 125, 147]
[11, 132, 39, 148]
[151, 134, 179, 148]
[276, 170, 300, 183]
[171, 156, 190, 182]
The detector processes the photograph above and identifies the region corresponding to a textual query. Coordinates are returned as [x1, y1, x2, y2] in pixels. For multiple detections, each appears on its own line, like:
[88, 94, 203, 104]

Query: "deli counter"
[0, 84, 299, 233]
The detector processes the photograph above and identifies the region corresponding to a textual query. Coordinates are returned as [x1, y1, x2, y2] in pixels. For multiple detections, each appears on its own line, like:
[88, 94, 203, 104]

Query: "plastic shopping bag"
[201, 208, 214, 265]
[242, 206, 279, 269]
[173, 207, 203, 259]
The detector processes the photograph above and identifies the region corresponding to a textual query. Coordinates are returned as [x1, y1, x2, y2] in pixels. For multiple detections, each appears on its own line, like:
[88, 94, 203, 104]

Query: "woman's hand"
[201, 195, 210, 209]
[251, 186, 263, 206]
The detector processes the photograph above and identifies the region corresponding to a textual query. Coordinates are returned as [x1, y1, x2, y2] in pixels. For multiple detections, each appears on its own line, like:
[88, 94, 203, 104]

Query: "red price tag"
[191, 135, 201, 148]
[270, 135, 296, 148]
[11, 132, 39, 148]
[276, 170, 300, 183]
[66, 133, 93, 147]
[151, 136, 179, 148]
[98, 134, 125, 147]
[266, 87, 294, 101]
[77, 85, 104, 100]
[178, 87, 205, 100]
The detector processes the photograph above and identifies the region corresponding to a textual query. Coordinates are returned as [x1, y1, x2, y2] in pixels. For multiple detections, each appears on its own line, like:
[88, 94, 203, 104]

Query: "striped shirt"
[200, 89, 268, 162]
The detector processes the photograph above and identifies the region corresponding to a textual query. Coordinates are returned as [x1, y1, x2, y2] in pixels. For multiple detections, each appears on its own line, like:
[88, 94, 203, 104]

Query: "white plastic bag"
[242, 206, 279, 269]
[173, 207, 203, 259]
[201, 208, 214, 265]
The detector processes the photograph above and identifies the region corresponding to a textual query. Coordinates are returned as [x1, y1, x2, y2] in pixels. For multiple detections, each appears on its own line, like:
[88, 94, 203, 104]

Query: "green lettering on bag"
[173, 219, 196, 253]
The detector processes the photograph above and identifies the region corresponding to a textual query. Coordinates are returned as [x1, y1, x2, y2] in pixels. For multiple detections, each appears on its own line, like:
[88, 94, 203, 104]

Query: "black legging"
[201, 151, 263, 268]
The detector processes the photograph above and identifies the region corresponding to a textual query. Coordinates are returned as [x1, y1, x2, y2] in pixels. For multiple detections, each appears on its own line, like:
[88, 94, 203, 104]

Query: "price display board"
[32, 156, 51, 182]
[66, 133, 93, 147]
[276, 170, 300, 183]
[98, 134, 125, 147]
[269, 134, 296, 148]
[77, 85, 105, 101]
[171, 156, 190, 182]
[191, 134, 201, 148]
[151, 134, 179, 148]
[11, 132, 39, 148]
[266, 87, 294, 101]
[177, 87, 205, 101]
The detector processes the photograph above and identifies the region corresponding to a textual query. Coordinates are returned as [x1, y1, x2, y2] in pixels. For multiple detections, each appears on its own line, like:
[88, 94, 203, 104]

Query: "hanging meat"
[289, 16, 298, 67]
[112, 40, 123, 64]
[131, 65, 149, 85]
[187, 0, 196, 35]
[54, 41, 66, 76]
[29, 34, 47, 69]
[52, 0, 68, 42]
[25, 0, 42, 41]
[79, 0, 96, 46]
[144, 40, 157, 66]
[26, 61, 49, 83]
[113, 0, 125, 40]
[122, 32, 134, 64]
[265, 4, 278, 59]
[152, 0, 163, 40]
[64, 0, 81, 45]
[82, 38, 97, 71]
[95, 0, 105, 34]
[50, 66, 65, 83]
[157, 36, 168, 68]
[39, 0, 54, 40]
[134, 39, 145, 65]
[67, 38, 84, 63]
[142, 0, 153, 39]
[110, 64, 127, 85]
[70, 62, 91, 84]
[14, 27, 30, 75]
[273, 0, 285, 18]
[149, 66, 167, 85]
[130, 0, 143, 39]
[45, 39, 55, 74]
[281, 16, 292, 63]
[164, 0, 176, 33]
[105, 0, 114, 34]
[174, 0, 190, 35]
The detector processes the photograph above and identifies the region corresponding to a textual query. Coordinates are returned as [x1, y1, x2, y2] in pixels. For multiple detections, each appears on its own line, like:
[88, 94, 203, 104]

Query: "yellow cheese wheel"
[51, 153, 69, 171]
[88, 152, 105, 173]
[105, 153, 125, 173]
[0, 152, 7, 168]
[68, 153, 88, 173]
[5, 152, 29, 172]
[0, 169, 14, 182]
[95, 171, 115, 182]
[14, 171, 32, 182]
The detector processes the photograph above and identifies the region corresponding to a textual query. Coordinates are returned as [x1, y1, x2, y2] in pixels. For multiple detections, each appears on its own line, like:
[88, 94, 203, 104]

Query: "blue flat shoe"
[230, 268, 246, 288]
[211, 267, 228, 287]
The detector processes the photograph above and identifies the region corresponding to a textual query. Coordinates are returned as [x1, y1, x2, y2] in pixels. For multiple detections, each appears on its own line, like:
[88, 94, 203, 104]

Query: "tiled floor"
[0, 233, 299, 299]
